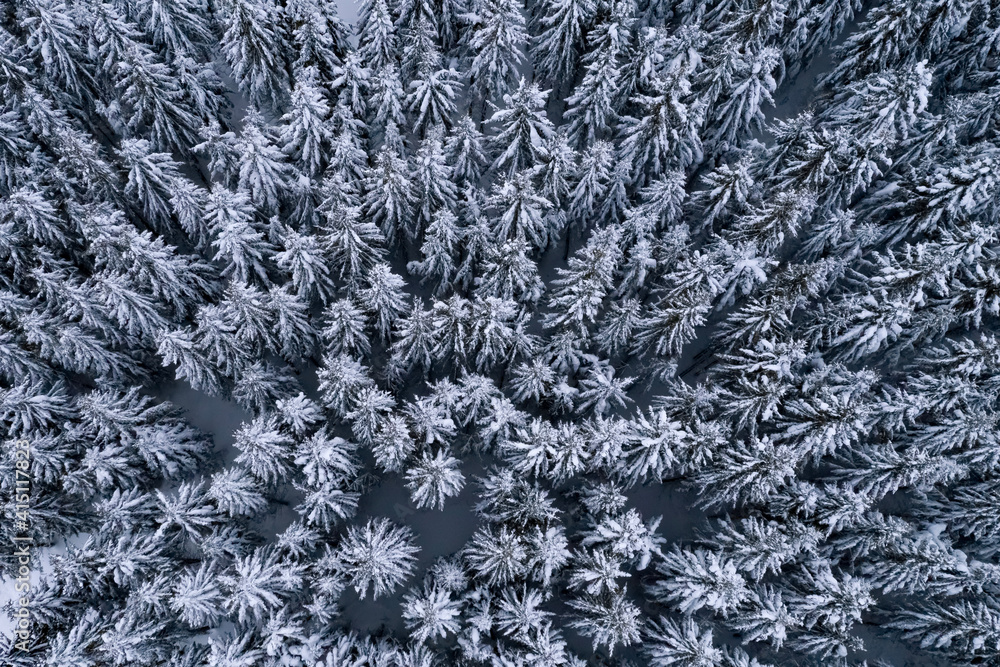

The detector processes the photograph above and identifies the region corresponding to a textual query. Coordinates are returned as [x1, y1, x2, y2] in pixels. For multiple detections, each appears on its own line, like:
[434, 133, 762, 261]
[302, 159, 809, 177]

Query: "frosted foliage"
[337, 518, 420, 599]
[4, 0, 998, 665]
[402, 584, 462, 642]
[405, 449, 466, 510]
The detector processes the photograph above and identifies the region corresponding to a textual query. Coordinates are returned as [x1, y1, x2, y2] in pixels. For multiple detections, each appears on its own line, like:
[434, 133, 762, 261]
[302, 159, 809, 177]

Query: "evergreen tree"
[618, 69, 705, 184]
[236, 113, 293, 214]
[119, 139, 185, 233]
[138, 0, 214, 57]
[545, 225, 622, 333]
[651, 547, 750, 616]
[368, 64, 408, 146]
[358, 0, 399, 72]
[364, 147, 416, 245]
[568, 591, 642, 655]
[704, 45, 781, 152]
[402, 583, 463, 642]
[275, 224, 335, 303]
[20, 0, 93, 99]
[532, 0, 597, 86]
[446, 117, 490, 184]
[194, 120, 241, 184]
[400, 16, 440, 85]
[822, 0, 923, 88]
[489, 171, 553, 249]
[568, 140, 614, 225]
[205, 188, 274, 284]
[157, 328, 224, 395]
[644, 616, 726, 666]
[564, 45, 622, 148]
[412, 128, 458, 234]
[477, 237, 545, 304]
[168, 179, 211, 247]
[338, 518, 421, 599]
[279, 73, 332, 177]
[331, 52, 371, 120]
[464, 0, 529, 105]
[488, 78, 556, 176]
[408, 209, 463, 295]
[219, 0, 290, 110]
[389, 301, 440, 380]
[321, 204, 388, 282]
[535, 131, 578, 209]
[405, 449, 467, 509]
[116, 46, 200, 152]
[359, 262, 410, 341]
[285, 0, 348, 82]
[465, 524, 529, 585]
[233, 415, 295, 486]
[322, 296, 371, 357]
[407, 63, 460, 134]
[268, 284, 317, 360]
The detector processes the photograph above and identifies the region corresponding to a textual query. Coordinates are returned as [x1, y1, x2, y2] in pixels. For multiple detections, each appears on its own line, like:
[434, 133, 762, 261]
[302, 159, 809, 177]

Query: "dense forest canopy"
[1, 0, 999, 665]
